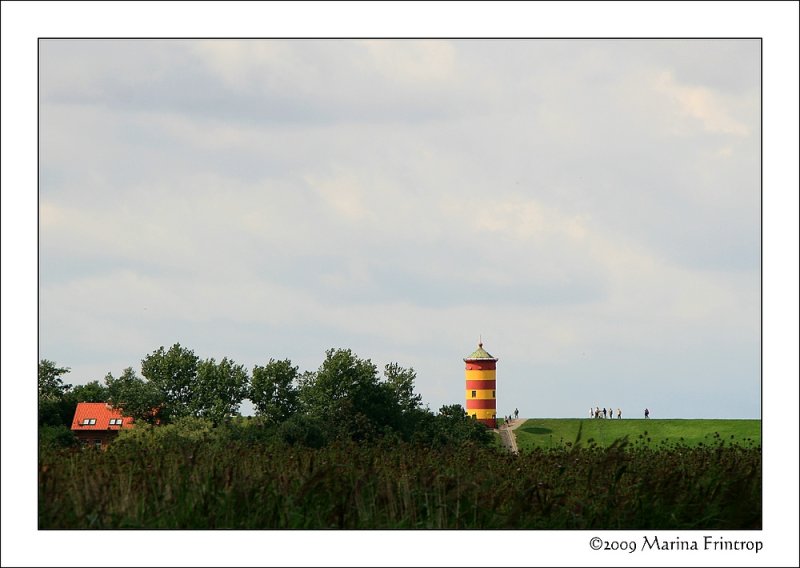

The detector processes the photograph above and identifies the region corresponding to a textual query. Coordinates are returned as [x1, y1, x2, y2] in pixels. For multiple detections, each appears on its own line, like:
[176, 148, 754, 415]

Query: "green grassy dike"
[514, 418, 761, 452]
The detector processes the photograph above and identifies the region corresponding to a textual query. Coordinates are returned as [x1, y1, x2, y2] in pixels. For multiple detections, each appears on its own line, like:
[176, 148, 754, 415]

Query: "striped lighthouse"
[464, 340, 498, 427]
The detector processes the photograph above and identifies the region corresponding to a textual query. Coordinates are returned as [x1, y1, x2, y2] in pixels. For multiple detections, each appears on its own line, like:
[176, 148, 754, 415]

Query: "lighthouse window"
[492, 390, 495, 397]
[471, 390, 476, 398]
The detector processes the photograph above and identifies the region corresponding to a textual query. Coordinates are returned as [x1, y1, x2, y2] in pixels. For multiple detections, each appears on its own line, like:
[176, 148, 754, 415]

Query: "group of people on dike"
[503, 408, 520, 423]
[589, 406, 651, 419]
[591, 406, 622, 419]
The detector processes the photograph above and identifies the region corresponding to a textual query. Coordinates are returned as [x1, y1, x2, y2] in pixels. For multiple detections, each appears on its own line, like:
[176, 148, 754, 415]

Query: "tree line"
[38, 344, 491, 449]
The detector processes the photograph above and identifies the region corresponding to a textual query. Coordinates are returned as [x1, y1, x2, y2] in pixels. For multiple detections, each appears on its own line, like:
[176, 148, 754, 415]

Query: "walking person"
[602, 407, 607, 419]
[617, 408, 621, 419]
[644, 407, 650, 419]
[514, 408, 519, 420]
[608, 405, 613, 418]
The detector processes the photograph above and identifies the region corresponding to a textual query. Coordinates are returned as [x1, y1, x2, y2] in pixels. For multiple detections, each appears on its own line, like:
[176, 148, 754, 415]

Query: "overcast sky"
[37, 38, 762, 419]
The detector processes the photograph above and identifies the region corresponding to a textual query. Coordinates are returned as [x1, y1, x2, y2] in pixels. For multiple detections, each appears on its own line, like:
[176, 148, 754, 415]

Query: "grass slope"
[514, 419, 760, 452]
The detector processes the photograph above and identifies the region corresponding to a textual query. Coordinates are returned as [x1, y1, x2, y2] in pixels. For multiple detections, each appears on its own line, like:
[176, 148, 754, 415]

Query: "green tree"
[410, 404, 493, 448]
[276, 413, 326, 448]
[192, 357, 249, 425]
[68, 380, 109, 403]
[298, 348, 400, 441]
[250, 358, 300, 424]
[438, 403, 468, 419]
[38, 359, 73, 427]
[105, 367, 164, 424]
[38, 359, 71, 400]
[383, 362, 422, 413]
[111, 416, 219, 451]
[140, 343, 199, 422]
[437, 403, 493, 445]
[38, 424, 78, 451]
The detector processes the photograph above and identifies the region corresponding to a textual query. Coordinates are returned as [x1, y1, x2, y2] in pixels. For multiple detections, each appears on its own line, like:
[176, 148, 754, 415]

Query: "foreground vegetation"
[39, 430, 761, 529]
[514, 419, 761, 451]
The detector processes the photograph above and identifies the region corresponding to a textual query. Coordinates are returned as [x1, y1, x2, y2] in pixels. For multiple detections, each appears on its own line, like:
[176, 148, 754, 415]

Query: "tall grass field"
[39, 418, 760, 529]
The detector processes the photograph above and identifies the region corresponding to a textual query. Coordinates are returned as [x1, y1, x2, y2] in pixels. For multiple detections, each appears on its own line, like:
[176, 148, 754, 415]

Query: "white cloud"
[360, 39, 458, 84]
[304, 169, 375, 222]
[452, 195, 590, 243]
[187, 40, 290, 92]
[653, 69, 750, 136]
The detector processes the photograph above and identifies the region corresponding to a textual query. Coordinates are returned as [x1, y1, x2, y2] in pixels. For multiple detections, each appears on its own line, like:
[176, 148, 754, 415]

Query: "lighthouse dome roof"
[464, 342, 497, 361]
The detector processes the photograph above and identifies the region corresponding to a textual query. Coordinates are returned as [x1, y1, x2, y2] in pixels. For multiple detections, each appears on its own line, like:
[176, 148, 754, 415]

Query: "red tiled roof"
[71, 402, 135, 431]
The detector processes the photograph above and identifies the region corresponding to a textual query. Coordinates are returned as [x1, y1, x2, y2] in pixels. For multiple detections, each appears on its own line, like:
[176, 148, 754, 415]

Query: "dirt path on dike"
[496, 418, 524, 454]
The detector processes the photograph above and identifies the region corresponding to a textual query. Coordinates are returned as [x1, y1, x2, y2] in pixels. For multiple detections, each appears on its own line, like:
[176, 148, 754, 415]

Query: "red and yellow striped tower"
[464, 340, 498, 427]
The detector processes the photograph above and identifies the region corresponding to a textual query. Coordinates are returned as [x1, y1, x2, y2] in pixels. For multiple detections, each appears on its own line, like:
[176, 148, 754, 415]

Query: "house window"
[109, 418, 123, 426]
[471, 390, 476, 398]
[81, 418, 96, 425]
[93, 439, 102, 449]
